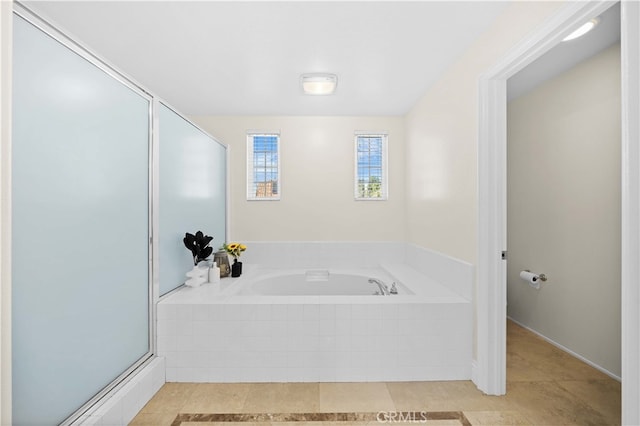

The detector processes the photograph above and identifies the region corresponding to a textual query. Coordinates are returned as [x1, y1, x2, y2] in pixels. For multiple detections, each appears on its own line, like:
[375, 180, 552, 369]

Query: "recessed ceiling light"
[300, 73, 337, 95]
[563, 17, 600, 42]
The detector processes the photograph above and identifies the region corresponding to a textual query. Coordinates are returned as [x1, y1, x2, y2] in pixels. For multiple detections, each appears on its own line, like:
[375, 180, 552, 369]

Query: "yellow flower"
[223, 242, 247, 258]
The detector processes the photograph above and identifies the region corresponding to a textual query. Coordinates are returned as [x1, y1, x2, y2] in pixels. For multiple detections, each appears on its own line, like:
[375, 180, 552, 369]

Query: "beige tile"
[558, 379, 621, 424]
[506, 351, 557, 383]
[181, 383, 252, 413]
[462, 410, 532, 425]
[529, 349, 610, 382]
[507, 322, 610, 382]
[184, 423, 269, 426]
[273, 423, 331, 426]
[386, 381, 456, 411]
[275, 423, 352, 426]
[441, 383, 510, 412]
[385, 381, 440, 411]
[386, 381, 508, 412]
[361, 417, 464, 426]
[139, 383, 199, 414]
[505, 381, 613, 425]
[360, 422, 462, 426]
[178, 423, 210, 426]
[127, 411, 177, 425]
[242, 383, 320, 413]
[319, 382, 395, 412]
[273, 419, 361, 424]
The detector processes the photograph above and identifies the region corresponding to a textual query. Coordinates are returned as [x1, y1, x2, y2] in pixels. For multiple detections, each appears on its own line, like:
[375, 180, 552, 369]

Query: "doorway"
[476, 1, 640, 424]
[505, 2, 621, 380]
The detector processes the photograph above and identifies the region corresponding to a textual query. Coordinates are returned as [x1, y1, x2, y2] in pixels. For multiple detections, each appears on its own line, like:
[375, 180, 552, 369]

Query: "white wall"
[191, 115, 405, 242]
[507, 44, 621, 377]
[404, 1, 566, 264]
[0, 1, 12, 423]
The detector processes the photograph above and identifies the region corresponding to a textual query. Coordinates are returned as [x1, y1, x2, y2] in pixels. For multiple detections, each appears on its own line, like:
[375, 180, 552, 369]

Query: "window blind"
[355, 133, 388, 200]
[247, 133, 280, 200]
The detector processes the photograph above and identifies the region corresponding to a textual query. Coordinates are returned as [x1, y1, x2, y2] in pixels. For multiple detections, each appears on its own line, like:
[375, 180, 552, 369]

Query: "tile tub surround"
[405, 243, 474, 301]
[157, 263, 472, 383]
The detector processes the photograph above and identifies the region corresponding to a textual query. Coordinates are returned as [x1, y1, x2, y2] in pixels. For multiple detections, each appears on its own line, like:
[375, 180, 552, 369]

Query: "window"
[355, 133, 388, 200]
[247, 133, 280, 200]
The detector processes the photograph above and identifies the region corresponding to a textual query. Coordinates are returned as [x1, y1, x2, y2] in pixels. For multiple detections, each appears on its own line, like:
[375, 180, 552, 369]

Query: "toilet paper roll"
[520, 270, 540, 289]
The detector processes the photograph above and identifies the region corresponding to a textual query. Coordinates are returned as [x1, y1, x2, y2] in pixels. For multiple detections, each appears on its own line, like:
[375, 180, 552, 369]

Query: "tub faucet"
[368, 278, 389, 295]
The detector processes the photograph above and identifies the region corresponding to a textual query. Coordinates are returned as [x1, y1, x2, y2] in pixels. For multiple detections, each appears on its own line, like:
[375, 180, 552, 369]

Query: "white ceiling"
[508, 2, 620, 101]
[23, 1, 509, 116]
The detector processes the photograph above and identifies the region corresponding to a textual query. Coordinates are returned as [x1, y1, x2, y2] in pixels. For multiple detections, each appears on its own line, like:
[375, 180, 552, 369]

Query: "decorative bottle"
[209, 262, 220, 283]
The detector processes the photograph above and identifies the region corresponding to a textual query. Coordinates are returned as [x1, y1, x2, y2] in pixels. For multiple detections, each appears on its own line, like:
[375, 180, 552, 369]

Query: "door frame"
[476, 1, 640, 424]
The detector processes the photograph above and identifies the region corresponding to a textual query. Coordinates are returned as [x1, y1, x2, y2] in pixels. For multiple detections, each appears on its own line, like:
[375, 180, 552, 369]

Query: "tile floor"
[130, 320, 620, 425]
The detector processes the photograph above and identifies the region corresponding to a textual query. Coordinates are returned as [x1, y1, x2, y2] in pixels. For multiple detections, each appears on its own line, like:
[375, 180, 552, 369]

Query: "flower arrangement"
[183, 231, 214, 266]
[222, 242, 247, 260]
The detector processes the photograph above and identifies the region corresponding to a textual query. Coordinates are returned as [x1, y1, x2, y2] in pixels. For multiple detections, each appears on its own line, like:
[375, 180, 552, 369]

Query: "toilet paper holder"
[524, 269, 547, 281]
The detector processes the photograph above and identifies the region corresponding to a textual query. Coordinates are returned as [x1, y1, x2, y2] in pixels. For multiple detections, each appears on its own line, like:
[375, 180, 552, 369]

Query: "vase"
[231, 259, 243, 277]
[185, 263, 208, 287]
[213, 250, 231, 278]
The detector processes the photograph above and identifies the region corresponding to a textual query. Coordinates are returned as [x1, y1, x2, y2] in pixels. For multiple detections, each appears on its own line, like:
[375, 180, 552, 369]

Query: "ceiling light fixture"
[563, 17, 600, 42]
[301, 73, 337, 95]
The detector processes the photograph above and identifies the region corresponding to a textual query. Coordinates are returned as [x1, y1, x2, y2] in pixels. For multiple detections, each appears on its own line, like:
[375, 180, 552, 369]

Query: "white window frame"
[354, 132, 388, 200]
[246, 132, 281, 201]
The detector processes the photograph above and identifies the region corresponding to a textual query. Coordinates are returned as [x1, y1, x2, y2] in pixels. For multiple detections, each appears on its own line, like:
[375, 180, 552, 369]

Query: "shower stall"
[11, 5, 227, 424]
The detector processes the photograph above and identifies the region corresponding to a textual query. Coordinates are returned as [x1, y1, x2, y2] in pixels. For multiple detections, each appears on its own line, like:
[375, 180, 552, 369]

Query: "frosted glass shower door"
[12, 15, 151, 425]
[159, 104, 227, 295]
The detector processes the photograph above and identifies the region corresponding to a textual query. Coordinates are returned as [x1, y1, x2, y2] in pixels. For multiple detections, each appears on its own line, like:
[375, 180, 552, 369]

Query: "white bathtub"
[158, 263, 472, 383]
[237, 269, 413, 296]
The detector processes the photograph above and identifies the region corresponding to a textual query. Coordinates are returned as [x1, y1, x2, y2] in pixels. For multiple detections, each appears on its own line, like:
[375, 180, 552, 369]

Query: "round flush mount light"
[300, 73, 337, 95]
[563, 17, 600, 42]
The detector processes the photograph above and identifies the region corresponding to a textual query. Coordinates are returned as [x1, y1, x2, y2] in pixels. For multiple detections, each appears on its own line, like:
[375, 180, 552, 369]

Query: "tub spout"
[368, 278, 389, 295]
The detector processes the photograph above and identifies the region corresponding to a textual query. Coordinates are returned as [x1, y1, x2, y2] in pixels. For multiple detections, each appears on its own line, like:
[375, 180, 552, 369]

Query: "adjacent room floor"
[130, 320, 620, 425]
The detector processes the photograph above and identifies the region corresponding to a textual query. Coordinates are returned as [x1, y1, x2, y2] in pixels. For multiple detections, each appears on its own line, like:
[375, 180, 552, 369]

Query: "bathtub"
[157, 263, 472, 383]
[236, 268, 413, 296]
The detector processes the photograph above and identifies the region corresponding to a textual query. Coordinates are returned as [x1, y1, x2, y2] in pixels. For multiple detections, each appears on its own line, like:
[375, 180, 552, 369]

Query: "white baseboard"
[471, 359, 478, 386]
[508, 317, 621, 382]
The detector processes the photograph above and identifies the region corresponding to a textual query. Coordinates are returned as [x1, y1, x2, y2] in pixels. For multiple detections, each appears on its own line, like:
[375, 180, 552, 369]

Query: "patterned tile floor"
[169, 412, 470, 426]
[131, 320, 620, 425]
